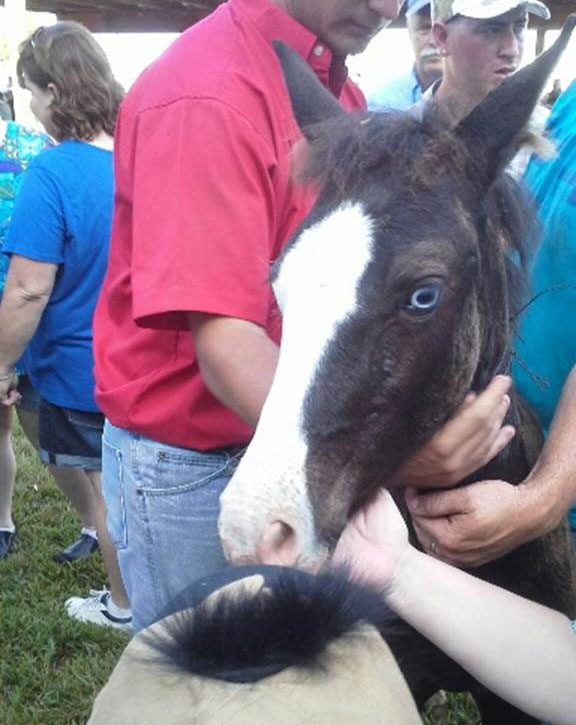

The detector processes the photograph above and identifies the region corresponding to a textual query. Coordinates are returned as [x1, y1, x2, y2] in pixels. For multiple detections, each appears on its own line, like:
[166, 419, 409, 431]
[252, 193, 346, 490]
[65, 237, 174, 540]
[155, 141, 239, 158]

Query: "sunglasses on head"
[29, 26, 45, 50]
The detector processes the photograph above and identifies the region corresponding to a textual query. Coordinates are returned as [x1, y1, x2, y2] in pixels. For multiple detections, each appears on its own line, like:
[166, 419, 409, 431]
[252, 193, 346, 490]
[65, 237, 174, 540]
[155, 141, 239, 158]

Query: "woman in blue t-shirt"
[0, 22, 131, 630]
[0, 121, 107, 570]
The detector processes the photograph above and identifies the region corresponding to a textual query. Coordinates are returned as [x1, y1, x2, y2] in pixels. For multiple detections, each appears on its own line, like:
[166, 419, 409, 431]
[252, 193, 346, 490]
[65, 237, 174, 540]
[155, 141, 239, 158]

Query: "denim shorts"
[38, 398, 104, 470]
[102, 420, 245, 632]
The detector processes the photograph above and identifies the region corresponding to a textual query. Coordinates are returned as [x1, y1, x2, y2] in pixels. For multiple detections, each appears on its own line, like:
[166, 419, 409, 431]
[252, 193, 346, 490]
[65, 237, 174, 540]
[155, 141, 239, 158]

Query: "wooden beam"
[0, 0, 571, 32]
[25, 0, 222, 31]
[55, 7, 207, 31]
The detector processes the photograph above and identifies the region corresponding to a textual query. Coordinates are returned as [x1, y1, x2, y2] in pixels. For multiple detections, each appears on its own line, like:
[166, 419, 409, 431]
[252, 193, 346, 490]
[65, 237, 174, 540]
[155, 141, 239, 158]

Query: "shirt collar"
[230, 0, 350, 96]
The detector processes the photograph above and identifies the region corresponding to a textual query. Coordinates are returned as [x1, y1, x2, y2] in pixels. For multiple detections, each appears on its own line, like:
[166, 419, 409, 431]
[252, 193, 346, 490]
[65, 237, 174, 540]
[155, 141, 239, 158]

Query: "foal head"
[219, 19, 575, 568]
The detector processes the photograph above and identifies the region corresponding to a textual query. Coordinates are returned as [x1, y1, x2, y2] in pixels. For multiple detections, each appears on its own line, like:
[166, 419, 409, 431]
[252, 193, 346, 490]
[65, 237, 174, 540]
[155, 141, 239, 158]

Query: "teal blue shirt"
[0, 122, 52, 290]
[512, 81, 576, 529]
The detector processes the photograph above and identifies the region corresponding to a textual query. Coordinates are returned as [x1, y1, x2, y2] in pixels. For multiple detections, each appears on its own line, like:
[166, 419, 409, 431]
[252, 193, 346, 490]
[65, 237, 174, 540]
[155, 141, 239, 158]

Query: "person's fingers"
[0, 391, 19, 406]
[406, 486, 470, 519]
[431, 375, 512, 454]
[457, 415, 515, 474]
[456, 376, 512, 439]
[411, 517, 440, 554]
[464, 392, 511, 448]
[6, 390, 20, 406]
[476, 374, 513, 405]
[482, 423, 516, 461]
[443, 392, 514, 477]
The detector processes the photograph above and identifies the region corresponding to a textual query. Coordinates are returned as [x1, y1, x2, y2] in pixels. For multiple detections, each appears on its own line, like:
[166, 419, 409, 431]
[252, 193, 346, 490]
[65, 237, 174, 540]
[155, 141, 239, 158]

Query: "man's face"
[435, 8, 528, 98]
[283, 0, 400, 56]
[407, 7, 443, 90]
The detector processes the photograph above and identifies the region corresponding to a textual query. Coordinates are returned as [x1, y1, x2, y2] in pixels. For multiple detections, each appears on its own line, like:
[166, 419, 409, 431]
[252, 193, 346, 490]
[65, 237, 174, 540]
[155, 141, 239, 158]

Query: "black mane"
[141, 568, 391, 684]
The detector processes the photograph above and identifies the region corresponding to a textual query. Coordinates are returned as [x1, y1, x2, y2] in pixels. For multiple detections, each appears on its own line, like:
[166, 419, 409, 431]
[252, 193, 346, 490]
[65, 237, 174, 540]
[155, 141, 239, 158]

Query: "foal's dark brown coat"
[274, 18, 576, 725]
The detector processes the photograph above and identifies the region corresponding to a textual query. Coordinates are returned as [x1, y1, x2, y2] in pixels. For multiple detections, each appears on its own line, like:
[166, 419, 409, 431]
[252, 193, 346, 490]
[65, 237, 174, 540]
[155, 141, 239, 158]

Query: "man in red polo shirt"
[93, 0, 516, 632]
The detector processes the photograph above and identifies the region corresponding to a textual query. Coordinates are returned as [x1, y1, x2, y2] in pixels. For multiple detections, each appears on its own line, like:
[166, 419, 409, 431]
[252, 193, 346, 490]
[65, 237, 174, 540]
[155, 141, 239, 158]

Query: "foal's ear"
[455, 15, 576, 186]
[274, 41, 347, 137]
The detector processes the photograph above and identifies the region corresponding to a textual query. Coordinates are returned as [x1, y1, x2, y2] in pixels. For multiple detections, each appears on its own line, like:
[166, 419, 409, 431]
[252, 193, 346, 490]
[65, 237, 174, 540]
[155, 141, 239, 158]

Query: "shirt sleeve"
[4, 162, 66, 264]
[128, 96, 280, 330]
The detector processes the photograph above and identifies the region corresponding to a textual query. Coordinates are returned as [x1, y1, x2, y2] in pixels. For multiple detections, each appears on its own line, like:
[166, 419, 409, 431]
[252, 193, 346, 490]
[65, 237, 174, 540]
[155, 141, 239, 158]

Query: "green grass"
[0, 424, 127, 725]
[1, 423, 480, 724]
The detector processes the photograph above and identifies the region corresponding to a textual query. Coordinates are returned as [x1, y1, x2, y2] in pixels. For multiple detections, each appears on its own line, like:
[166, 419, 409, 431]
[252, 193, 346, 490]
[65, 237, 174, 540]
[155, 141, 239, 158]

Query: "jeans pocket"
[102, 437, 128, 550]
[141, 448, 232, 497]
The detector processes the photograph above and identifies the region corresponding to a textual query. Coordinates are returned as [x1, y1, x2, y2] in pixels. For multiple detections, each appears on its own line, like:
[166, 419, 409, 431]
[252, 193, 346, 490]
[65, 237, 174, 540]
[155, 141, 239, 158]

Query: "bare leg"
[85, 469, 130, 610]
[17, 407, 97, 530]
[0, 405, 16, 529]
[16, 406, 39, 450]
[48, 465, 98, 530]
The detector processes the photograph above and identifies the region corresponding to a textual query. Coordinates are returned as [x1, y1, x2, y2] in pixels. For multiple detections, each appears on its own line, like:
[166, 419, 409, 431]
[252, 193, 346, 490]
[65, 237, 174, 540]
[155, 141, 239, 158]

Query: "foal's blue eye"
[405, 283, 442, 314]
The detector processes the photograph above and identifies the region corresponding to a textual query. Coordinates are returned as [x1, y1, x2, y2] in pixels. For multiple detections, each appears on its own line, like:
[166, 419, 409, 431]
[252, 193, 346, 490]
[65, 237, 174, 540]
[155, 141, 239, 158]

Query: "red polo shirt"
[93, 0, 365, 450]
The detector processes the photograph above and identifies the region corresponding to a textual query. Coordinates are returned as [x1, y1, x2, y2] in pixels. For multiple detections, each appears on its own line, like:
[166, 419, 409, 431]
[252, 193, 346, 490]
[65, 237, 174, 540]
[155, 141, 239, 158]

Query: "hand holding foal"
[392, 375, 516, 489]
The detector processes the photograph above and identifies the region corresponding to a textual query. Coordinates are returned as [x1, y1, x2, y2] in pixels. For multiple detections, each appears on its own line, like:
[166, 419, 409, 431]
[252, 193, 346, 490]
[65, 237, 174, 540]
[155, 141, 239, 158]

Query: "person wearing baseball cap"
[428, 0, 551, 123]
[368, 0, 444, 110]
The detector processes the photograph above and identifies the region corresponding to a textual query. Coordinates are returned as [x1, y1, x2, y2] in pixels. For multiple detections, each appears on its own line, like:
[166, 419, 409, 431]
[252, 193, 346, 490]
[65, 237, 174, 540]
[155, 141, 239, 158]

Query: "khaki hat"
[88, 567, 423, 725]
[433, 0, 551, 23]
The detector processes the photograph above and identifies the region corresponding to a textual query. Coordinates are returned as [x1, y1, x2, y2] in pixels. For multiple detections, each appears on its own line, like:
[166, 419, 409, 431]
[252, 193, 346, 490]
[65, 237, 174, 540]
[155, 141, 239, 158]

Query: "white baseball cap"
[433, 0, 550, 23]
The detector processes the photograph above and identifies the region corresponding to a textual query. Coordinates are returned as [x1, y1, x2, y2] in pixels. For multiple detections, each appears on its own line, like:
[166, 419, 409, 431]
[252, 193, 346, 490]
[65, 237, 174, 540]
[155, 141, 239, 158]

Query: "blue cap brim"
[406, 0, 432, 14]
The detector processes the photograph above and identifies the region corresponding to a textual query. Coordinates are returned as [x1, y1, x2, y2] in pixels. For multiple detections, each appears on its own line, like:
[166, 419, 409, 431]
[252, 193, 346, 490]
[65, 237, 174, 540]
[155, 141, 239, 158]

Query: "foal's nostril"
[257, 520, 299, 567]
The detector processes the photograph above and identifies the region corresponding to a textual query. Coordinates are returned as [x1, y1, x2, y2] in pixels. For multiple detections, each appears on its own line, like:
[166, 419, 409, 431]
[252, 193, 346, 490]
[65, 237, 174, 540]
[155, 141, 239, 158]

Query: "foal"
[220, 17, 576, 725]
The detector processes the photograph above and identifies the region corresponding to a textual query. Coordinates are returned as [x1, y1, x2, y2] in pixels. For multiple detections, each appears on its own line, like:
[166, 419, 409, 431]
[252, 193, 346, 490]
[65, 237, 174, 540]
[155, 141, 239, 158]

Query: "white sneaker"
[65, 588, 132, 632]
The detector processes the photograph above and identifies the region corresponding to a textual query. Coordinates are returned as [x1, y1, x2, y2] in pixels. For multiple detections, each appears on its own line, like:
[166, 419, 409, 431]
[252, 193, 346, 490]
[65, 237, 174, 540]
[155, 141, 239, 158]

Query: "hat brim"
[450, 0, 551, 20]
[406, 0, 432, 15]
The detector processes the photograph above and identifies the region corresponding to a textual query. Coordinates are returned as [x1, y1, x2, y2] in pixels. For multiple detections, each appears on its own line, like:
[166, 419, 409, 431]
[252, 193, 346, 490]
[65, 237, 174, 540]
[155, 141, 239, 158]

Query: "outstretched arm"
[334, 490, 576, 725]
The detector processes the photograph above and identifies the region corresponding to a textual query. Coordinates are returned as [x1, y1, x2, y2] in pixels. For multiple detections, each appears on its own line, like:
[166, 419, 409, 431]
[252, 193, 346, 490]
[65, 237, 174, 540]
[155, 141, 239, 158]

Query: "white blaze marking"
[220, 202, 375, 563]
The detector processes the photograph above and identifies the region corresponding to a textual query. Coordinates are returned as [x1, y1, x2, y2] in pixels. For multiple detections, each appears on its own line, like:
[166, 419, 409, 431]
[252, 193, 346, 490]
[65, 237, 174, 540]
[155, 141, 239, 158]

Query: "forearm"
[522, 366, 576, 533]
[0, 256, 56, 373]
[384, 550, 576, 724]
[189, 314, 279, 428]
[0, 286, 47, 371]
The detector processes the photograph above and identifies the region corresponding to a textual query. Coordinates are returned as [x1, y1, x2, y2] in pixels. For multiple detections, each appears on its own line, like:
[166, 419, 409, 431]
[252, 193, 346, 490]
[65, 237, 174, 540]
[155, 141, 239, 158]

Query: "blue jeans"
[102, 421, 244, 632]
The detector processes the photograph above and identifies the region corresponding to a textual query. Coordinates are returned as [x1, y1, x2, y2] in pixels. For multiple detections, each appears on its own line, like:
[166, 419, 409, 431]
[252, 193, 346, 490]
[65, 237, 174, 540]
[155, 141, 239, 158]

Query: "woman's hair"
[17, 21, 124, 141]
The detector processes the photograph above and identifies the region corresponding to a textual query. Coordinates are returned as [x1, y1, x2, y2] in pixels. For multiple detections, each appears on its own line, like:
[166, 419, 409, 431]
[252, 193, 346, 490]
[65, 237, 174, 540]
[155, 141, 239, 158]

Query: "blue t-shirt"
[366, 67, 423, 112]
[4, 141, 114, 411]
[512, 81, 576, 527]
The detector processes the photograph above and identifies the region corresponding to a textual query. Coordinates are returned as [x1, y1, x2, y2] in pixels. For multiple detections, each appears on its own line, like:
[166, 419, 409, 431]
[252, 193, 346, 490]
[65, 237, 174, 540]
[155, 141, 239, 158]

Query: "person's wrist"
[380, 545, 421, 610]
[518, 472, 565, 537]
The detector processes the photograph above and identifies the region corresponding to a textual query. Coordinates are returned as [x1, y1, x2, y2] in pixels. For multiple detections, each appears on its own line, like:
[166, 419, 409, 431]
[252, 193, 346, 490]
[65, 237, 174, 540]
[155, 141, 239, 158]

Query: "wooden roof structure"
[18, 0, 224, 32]
[4, 0, 575, 32]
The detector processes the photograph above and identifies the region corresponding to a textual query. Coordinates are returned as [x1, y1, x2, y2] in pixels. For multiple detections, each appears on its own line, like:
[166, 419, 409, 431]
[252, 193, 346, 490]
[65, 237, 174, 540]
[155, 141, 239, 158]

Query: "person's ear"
[432, 22, 449, 55]
[46, 82, 58, 105]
